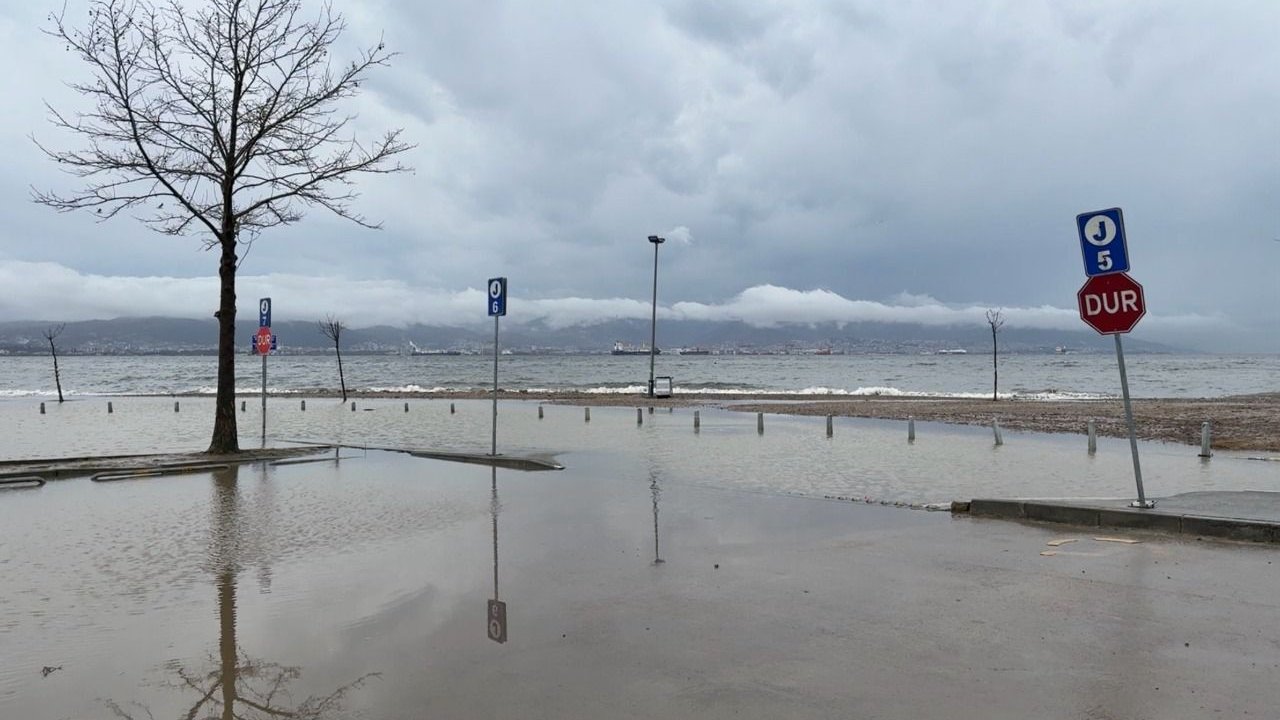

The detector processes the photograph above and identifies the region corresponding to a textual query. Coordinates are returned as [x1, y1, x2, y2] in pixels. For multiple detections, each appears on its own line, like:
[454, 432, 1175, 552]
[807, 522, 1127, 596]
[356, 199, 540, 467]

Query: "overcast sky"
[1, 0, 1277, 350]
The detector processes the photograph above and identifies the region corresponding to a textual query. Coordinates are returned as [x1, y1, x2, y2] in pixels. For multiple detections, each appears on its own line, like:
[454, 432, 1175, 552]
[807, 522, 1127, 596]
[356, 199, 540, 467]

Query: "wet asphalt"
[4, 450, 1279, 719]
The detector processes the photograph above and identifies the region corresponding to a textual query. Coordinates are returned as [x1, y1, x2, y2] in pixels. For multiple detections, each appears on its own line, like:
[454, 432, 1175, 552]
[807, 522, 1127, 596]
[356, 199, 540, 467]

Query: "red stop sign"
[255, 326, 273, 354]
[1077, 272, 1145, 334]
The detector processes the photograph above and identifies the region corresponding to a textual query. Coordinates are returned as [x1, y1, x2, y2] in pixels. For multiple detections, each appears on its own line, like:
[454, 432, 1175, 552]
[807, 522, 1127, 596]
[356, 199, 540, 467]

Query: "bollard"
[993, 418, 1003, 446]
[637, 408, 643, 425]
[694, 410, 700, 431]
[1199, 420, 1212, 458]
[757, 412, 764, 435]
[351, 401, 356, 412]
[669, 407, 674, 414]
[584, 407, 590, 422]
[826, 415, 833, 438]
[648, 406, 654, 415]
[1087, 419, 1097, 454]
[538, 405, 544, 419]
[908, 416, 915, 443]
[404, 402, 409, 413]
[241, 400, 246, 412]
[108, 401, 113, 414]
[301, 400, 306, 411]
[174, 401, 180, 413]
[40, 402, 45, 415]
[450, 403, 456, 414]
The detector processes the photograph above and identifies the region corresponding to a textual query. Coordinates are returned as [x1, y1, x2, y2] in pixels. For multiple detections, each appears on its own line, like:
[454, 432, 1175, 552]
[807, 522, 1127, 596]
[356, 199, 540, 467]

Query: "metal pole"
[261, 352, 267, 445]
[1114, 334, 1149, 507]
[492, 315, 499, 456]
[648, 239, 660, 397]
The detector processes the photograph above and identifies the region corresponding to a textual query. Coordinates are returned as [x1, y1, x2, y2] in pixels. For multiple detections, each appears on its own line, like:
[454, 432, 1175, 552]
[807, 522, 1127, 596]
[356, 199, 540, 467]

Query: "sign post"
[258, 298, 272, 446]
[487, 278, 507, 457]
[1075, 211, 1152, 508]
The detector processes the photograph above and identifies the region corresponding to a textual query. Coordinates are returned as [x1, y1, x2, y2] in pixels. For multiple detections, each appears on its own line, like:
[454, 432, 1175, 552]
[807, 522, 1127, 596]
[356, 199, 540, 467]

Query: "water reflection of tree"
[105, 465, 376, 719]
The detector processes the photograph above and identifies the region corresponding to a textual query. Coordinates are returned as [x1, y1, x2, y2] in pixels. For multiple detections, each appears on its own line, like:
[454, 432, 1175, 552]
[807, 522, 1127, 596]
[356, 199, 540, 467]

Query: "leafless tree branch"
[34, 0, 413, 453]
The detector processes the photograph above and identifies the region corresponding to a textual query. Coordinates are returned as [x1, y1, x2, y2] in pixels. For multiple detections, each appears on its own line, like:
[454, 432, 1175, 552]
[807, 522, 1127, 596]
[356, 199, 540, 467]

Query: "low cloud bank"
[0, 261, 1221, 337]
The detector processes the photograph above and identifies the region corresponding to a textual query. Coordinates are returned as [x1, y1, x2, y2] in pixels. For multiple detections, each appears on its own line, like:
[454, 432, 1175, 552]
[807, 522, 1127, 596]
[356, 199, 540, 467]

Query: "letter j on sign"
[1076, 208, 1130, 277]
[488, 277, 507, 317]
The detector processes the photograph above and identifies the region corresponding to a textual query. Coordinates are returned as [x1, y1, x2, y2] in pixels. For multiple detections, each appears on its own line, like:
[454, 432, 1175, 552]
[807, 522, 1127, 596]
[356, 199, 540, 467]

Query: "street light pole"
[647, 235, 665, 398]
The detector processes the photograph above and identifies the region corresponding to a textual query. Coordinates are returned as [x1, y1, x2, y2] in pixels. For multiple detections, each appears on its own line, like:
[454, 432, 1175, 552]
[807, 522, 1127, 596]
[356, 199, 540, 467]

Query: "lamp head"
[648, 235, 665, 244]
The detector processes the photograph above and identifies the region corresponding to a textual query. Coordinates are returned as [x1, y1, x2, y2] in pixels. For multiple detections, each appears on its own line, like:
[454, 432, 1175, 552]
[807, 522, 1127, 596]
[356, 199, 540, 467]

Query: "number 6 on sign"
[487, 277, 507, 317]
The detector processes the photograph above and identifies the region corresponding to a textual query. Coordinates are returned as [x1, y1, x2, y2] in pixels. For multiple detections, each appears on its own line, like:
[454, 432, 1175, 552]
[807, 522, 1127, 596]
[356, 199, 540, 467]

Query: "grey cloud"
[2, 0, 1277, 351]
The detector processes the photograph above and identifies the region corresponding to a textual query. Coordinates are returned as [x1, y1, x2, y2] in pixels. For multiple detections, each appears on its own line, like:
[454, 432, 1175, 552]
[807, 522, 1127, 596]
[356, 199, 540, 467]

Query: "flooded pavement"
[2, 397, 1278, 502]
[3, 448, 1280, 718]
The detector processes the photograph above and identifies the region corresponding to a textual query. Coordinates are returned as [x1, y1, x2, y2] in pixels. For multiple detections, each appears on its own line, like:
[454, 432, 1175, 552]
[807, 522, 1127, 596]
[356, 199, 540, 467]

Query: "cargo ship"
[612, 341, 659, 355]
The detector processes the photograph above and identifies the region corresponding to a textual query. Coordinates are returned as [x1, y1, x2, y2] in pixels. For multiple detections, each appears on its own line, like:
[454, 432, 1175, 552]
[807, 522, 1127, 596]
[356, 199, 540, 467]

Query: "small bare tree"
[986, 308, 1004, 401]
[36, 0, 412, 453]
[318, 314, 347, 402]
[43, 323, 67, 403]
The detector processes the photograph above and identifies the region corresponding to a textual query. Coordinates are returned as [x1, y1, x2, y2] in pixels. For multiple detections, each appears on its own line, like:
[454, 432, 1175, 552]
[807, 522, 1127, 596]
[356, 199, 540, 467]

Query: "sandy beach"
[332, 389, 1280, 452]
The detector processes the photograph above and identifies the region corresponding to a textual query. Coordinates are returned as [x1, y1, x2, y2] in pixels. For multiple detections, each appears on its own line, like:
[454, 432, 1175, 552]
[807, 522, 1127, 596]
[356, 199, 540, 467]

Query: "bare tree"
[36, 0, 412, 453]
[318, 314, 347, 402]
[43, 323, 67, 403]
[986, 308, 1004, 401]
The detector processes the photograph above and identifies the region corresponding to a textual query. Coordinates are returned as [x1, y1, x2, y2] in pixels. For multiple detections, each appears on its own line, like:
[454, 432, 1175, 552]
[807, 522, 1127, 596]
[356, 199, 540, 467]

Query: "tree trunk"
[336, 345, 347, 402]
[208, 234, 240, 454]
[991, 326, 998, 402]
[49, 341, 64, 403]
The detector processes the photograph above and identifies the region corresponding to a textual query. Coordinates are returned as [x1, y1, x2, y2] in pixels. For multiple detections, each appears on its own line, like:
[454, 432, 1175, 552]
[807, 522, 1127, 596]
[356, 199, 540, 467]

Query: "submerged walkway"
[961, 490, 1280, 544]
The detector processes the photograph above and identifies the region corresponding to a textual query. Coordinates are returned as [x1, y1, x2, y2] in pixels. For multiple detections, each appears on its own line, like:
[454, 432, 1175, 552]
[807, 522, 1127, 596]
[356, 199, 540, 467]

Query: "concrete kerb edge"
[960, 498, 1280, 544]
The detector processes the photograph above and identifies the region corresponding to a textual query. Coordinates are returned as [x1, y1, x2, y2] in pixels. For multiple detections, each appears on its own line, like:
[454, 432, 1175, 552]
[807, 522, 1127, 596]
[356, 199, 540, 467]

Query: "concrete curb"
[959, 499, 1280, 544]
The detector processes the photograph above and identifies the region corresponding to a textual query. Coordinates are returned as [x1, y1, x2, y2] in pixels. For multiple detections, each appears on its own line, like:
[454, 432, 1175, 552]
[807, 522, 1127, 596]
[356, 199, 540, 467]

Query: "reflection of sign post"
[487, 599, 507, 644]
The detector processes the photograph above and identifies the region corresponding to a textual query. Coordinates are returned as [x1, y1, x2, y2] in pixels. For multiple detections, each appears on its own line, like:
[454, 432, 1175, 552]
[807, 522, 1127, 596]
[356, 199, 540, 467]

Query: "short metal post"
[108, 401, 113, 414]
[351, 401, 356, 412]
[584, 407, 590, 422]
[826, 415, 833, 438]
[174, 401, 179, 413]
[907, 416, 915, 443]
[637, 408, 643, 425]
[40, 402, 45, 414]
[1199, 421, 1212, 458]
[993, 418, 1003, 446]
[694, 410, 700, 431]
[757, 412, 764, 435]
[538, 405, 544, 419]
[1087, 419, 1097, 454]
[301, 400, 306, 411]
[241, 400, 246, 412]
[451, 403, 456, 414]
[648, 406, 654, 415]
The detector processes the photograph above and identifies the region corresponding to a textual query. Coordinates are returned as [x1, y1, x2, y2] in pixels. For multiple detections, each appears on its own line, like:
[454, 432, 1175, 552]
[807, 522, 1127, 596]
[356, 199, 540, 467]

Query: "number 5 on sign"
[1076, 208, 1130, 277]
[488, 277, 507, 317]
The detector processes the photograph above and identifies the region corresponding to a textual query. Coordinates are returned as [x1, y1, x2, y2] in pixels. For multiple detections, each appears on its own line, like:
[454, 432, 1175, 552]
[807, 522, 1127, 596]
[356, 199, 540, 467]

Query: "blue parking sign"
[1076, 208, 1130, 276]
[487, 277, 507, 317]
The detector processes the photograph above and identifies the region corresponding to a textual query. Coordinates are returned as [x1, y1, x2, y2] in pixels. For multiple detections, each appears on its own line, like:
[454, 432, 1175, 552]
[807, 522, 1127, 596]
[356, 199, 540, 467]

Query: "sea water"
[1, 352, 1278, 398]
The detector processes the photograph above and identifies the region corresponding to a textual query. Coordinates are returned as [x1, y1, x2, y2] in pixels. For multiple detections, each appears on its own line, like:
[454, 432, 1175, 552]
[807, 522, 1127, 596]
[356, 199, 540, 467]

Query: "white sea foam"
[365, 385, 454, 393]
